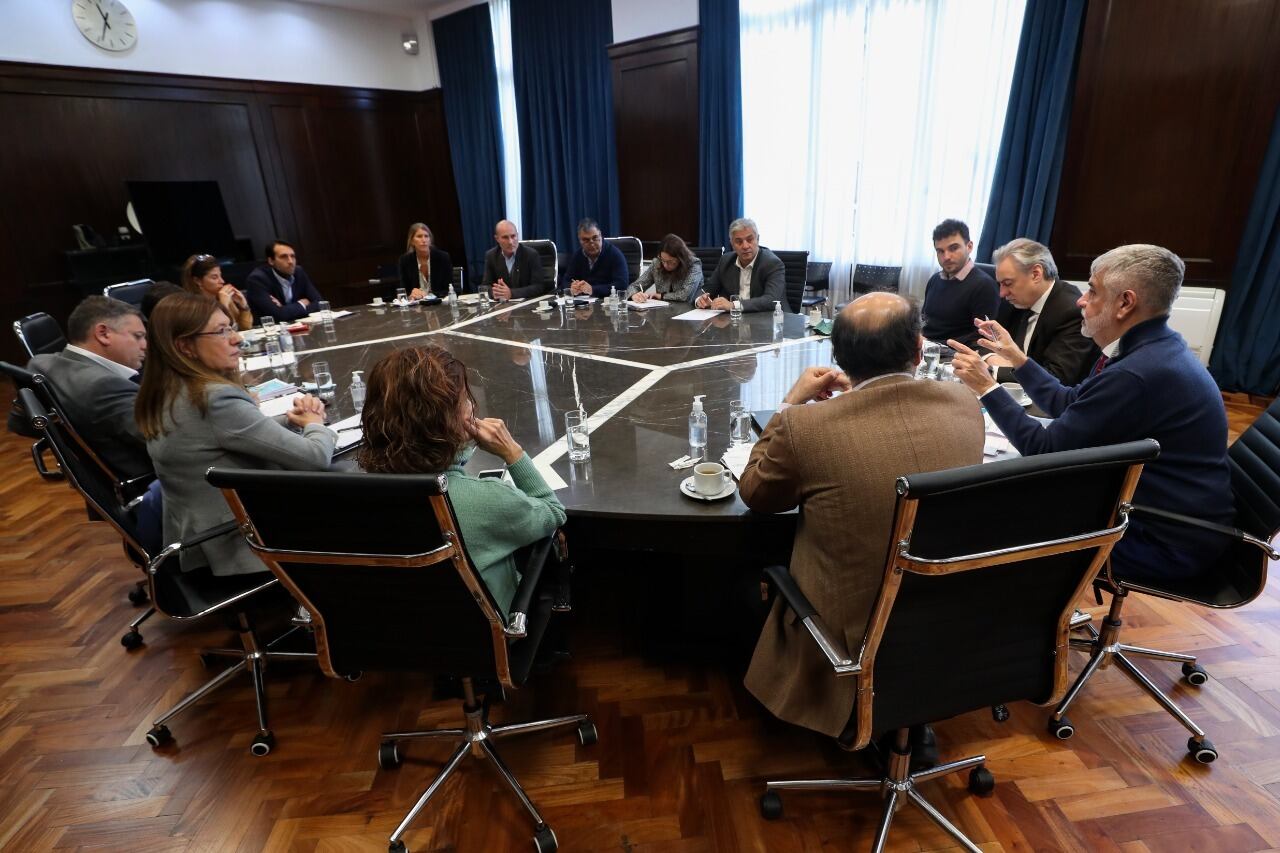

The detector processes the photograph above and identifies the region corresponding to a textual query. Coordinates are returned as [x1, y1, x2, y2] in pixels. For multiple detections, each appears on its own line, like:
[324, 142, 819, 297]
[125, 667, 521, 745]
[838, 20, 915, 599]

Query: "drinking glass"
[729, 401, 747, 445]
[317, 300, 332, 321]
[264, 333, 282, 365]
[565, 411, 590, 462]
[260, 315, 278, 336]
[395, 287, 408, 305]
[311, 360, 334, 396]
[920, 341, 941, 379]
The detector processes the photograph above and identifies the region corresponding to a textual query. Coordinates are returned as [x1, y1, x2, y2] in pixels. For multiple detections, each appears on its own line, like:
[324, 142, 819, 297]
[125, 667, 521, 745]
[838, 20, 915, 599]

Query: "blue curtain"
[697, 0, 743, 247]
[433, 6, 506, 281]
[977, 0, 1088, 260]
[1210, 107, 1280, 396]
[510, 0, 619, 251]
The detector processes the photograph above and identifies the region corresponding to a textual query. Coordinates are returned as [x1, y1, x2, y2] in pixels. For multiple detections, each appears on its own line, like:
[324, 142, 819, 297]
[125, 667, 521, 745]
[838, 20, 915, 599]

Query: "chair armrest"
[146, 520, 242, 574]
[1130, 504, 1279, 559]
[504, 536, 554, 638]
[763, 565, 859, 676]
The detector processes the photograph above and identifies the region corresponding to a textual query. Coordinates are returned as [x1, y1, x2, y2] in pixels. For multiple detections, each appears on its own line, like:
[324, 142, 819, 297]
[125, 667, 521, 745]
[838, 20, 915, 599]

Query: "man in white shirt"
[29, 296, 151, 480]
[985, 239, 1099, 385]
[696, 218, 788, 312]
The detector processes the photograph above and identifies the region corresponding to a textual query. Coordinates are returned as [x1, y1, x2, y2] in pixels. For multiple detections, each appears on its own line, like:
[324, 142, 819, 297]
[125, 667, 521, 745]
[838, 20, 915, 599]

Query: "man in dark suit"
[695, 217, 788, 312]
[29, 296, 150, 480]
[986, 238, 1099, 385]
[922, 218, 999, 347]
[244, 240, 326, 322]
[560, 218, 628, 298]
[949, 244, 1233, 586]
[482, 220, 550, 300]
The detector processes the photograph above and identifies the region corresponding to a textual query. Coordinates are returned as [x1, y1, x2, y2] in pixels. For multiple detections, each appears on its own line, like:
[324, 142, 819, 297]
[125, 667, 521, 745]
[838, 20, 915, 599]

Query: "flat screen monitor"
[126, 180, 238, 266]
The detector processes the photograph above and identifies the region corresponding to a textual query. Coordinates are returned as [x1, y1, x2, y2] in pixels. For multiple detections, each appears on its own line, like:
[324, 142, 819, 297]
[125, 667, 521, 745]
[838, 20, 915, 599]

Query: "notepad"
[329, 413, 363, 453]
[627, 298, 670, 310]
[672, 308, 725, 321]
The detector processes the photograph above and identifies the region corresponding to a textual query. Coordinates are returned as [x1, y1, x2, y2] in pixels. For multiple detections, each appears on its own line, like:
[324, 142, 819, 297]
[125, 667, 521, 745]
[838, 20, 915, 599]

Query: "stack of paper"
[721, 442, 754, 480]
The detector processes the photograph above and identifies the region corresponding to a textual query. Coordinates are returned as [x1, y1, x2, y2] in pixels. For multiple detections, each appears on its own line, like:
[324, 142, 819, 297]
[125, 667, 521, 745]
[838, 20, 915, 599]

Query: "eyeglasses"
[194, 254, 215, 262]
[189, 326, 237, 340]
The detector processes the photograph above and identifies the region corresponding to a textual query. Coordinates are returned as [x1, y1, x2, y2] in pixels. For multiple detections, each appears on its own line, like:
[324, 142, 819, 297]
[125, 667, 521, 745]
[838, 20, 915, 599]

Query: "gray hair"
[728, 217, 758, 239]
[1090, 244, 1184, 315]
[992, 238, 1058, 281]
[67, 295, 143, 343]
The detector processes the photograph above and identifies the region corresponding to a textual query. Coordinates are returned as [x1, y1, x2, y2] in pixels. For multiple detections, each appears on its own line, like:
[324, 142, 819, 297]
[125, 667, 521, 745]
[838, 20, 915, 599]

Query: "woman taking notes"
[136, 292, 335, 577]
[397, 223, 454, 300]
[181, 254, 253, 331]
[358, 345, 565, 614]
[625, 234, 703, 303]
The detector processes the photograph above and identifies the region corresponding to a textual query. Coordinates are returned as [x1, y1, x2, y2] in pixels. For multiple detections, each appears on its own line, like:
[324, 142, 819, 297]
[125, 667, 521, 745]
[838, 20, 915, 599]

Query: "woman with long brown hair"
[181, 254, 253, 330]
[625, 233, 703, 303]
[137, 292, 335, 576]
[397, 223, 455, 300]
[358, 345, 564, 613]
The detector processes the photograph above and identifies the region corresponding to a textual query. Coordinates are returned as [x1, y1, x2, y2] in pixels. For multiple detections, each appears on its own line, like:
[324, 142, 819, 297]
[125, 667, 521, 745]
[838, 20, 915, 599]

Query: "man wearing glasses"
[560, 218, 628, 298]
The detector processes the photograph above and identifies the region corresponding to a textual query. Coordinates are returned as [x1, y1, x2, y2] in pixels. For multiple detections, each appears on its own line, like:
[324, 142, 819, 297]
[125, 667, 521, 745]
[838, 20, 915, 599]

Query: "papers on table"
[329, 413, 362, 453]
[249, 378, 299, 401]
[258, 395, 296, 419]
[299, 310, 355, 324]
[627, 298, 670, 310]
[239, 327, 266, 343]
[242, 352, 296, 371]
[721, 442, 754, 480]
[672, 308, 725, 321]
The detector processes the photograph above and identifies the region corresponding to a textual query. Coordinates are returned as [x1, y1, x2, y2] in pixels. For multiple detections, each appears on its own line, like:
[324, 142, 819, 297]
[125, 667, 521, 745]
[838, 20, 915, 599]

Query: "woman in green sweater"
[357, 345, 566, 615]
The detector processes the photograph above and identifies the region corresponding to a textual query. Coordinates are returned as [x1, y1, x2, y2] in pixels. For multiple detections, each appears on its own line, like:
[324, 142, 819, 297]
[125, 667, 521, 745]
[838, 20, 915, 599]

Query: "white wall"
[0, 0, 440, 90]
[611, 0, 698, 43]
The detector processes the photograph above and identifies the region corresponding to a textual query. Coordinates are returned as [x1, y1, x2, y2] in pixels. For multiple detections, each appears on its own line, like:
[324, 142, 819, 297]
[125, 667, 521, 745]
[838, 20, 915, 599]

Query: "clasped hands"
[287, 394, 326, 429]
[947, 318, 1028, 395]
[783, 366, 851, 406]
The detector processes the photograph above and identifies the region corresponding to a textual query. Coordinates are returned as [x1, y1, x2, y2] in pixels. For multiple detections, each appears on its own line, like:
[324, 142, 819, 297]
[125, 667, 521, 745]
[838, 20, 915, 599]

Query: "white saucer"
[680, 475, 736, 502]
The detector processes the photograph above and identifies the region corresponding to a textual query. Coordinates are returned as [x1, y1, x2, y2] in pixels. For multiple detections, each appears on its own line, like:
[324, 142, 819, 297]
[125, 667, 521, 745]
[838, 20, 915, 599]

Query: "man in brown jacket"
[741, 292, 985, 738]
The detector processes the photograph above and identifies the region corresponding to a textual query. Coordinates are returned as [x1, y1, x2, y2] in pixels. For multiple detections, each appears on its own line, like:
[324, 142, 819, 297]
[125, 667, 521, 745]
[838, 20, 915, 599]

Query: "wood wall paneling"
[609, 28, 699, 244]
[1050, 0, 1280, 286]
[0, 63, 465, 363]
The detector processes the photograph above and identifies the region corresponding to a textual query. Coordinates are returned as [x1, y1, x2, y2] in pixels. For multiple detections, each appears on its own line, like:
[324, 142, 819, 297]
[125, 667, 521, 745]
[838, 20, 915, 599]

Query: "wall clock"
[71, 0, 138, 52]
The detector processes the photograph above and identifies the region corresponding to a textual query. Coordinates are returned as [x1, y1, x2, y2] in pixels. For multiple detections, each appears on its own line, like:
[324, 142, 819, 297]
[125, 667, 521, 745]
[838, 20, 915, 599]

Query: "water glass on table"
[311, 360, 334, 400]
[920, 341, 941, 379]
[395, 287, 408, 305]
[565, 411, 590, 462]
[729, 401, 750, 446]
[317, 300, 332, 321]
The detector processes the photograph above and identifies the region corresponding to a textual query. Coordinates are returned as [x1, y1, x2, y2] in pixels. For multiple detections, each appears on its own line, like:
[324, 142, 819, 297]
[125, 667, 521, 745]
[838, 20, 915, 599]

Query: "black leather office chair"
[219, 261, 258, 289]
[605, 236, 643, 283]
[452, 265, 466, 294]
[852, 263, 902, 295]
[975, 261, 997, 279]
[771, 250, 809, 313]
[103, 278, 154, 305]
[522, 239, 559, 294]
[757, 440, 1158, 851]
[13, 312, 67, 358]
[209, 467, 594, 853]
[1049, 399, 1280, 762]
[689, 246, 724, 303]
[1, 360, 61, 478]
[803, 261, 831, 308]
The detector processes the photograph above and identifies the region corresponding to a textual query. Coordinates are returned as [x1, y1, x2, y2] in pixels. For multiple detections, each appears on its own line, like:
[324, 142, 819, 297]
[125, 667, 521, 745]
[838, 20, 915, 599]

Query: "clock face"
[71, 0, 138, 52]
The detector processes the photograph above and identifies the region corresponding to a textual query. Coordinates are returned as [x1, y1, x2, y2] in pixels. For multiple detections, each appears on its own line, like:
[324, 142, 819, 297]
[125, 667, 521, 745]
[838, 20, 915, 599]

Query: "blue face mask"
[454, 442, 477, 466]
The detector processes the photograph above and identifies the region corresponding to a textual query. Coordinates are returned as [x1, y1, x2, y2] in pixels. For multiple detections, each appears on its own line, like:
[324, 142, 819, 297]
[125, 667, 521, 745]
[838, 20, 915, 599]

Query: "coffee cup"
[1000, 382, 1029, 405]
[693, 462, 732, 496]
[371, 296, 384, 306]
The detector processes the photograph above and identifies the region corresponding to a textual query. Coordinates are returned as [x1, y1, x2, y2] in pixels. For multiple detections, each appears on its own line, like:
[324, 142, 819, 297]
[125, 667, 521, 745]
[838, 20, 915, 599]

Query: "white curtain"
[489, 0, 522, 231]
[740, 0, 1026, 302]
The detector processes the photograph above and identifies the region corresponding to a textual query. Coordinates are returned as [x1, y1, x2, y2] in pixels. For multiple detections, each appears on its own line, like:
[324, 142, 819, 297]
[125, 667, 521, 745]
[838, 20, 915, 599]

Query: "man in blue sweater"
[922, 218, 999, 347]
[561, 218, 628, 298]
[948, 244, 1233, 585]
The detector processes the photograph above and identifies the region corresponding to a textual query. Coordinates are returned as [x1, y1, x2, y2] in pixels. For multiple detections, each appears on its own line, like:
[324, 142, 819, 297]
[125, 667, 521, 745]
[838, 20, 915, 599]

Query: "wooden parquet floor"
[1, 393, 1278, 852]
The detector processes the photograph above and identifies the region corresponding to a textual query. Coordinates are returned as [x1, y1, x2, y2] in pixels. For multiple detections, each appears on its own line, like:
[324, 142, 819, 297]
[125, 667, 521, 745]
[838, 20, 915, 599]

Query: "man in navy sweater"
[561, 218, 628, 298]
[948, 244, 1233, 585]
[244, 240, 326, 322]
[922, 218, 999, 347]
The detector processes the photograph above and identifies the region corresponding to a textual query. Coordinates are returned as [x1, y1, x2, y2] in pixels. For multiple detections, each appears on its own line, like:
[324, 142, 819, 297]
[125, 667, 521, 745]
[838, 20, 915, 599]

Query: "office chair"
[757, 440, 1158, 852]
[218, 261, 257, 289]
[1, 360, 62, 480]
[1049, 397, 1280, 762]
[851, 263, 902, 296]
[452, 265, 466, 294]
[209, 467, 595, 853]
[688, 246, 724, 303]
[102, 278, 154, 305]
[803, 261, 831, 308]
[522, 239, 559, 294]
[771, 249, 810, 313]
[975, 261, 997, 279]
[604, 236, 643, 283]
[13, 312, 67, 358]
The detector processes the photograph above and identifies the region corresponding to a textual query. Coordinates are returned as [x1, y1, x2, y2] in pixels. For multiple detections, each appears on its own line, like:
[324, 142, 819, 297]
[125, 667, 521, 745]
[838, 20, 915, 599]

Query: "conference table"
[240, 297, 836, 558]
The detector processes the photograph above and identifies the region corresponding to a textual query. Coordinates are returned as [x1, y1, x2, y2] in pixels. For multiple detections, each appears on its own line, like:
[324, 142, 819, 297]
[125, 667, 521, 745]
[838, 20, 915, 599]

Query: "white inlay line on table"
[280, 300, 530, 359]
[443, 330, 655, 371]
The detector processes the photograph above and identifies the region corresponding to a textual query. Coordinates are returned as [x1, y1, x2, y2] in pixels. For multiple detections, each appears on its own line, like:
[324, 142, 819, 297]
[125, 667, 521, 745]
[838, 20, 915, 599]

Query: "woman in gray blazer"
[136, 292, 335, 577]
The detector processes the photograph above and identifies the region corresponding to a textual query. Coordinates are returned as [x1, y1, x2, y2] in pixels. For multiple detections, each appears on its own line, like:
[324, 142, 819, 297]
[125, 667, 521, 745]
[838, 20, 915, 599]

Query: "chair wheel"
[145, 725, 171, 748]
[388, 841, 407, 853]
[121, 630, 143, 650]
[533, 824, 558, 853]
[968, 766, 995, 796]
[127, 586, 149, 605]
[760, 790, 783, 820]
[344, 671, 363, 682]
[250, 732, 275, 756]
[992, 704, 1010, 723]
[1182, 662, 1209, 686]
[1188, 736, 1217, 764]
[378, 741, 401, 769]
[1048, 716, 1074, 739]
[577, 720, 598, 746]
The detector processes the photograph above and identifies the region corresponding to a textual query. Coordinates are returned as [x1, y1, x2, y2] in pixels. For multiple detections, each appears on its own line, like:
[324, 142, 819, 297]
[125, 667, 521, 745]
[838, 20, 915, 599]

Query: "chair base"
[380, 677, 592, 853]
[145, 619, 315, 757]
[761, 729, 989, 853]
[1053, 590, 1217, 763]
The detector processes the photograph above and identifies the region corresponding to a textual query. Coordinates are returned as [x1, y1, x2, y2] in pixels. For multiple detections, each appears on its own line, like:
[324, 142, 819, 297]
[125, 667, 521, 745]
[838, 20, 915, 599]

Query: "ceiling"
[288, 0, 469, 16]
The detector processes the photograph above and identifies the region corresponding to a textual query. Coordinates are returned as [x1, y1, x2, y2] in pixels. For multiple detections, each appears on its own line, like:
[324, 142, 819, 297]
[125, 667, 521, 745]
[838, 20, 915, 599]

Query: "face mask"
[455, 442, 477, 466]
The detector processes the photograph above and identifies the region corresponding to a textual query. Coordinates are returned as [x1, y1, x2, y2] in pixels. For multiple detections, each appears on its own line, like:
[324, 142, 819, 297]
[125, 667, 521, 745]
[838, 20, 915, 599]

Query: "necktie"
[1091, 354, 1109, 376]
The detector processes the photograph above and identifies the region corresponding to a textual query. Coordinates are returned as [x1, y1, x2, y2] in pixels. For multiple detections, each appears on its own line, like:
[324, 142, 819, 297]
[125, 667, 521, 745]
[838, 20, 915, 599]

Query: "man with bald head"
[741, 292, 985, 738]
[481, 220, 550, 300]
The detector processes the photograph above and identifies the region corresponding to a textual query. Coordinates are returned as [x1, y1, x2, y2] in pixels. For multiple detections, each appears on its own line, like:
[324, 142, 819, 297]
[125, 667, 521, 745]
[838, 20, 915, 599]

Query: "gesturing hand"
[467, 416, 524, 465]
[783, 366, 852, 405]
[946, 340, 999, 396]
[972, 318, 1027, 368]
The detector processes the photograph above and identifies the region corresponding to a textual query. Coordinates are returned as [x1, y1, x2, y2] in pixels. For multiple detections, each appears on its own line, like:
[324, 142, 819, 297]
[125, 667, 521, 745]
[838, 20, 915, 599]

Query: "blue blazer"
[559, 242, 628, 298]
[244, 264, 326, 322]
[985, 316, 1234, 581]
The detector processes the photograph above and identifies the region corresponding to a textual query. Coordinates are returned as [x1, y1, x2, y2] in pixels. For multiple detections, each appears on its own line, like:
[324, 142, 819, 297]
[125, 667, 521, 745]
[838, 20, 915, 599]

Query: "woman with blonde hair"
[397, 223, 455, 300]
[181, 254, 253, 330]
[137, 292, 335, 576]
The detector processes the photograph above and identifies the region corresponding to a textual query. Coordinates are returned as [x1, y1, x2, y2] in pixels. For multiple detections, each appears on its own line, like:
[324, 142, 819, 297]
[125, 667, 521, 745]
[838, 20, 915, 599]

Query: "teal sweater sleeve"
[444, 453, 567, 615]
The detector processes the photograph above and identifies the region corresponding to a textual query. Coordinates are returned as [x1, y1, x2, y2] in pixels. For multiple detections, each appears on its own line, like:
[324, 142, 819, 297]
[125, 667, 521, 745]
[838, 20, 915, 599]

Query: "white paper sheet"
[257, 395, 296, 418]
[241, 352, 296, 371]
[627, 298, 670, 310]
[329, 413, 363, 452]
[671, 308, 725, 321]
[721, 442, 754, 480]
[299, 310, 355, 324]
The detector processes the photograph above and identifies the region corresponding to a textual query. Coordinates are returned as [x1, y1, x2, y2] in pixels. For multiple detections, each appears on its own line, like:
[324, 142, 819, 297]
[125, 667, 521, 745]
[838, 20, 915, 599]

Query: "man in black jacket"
[985, 238, 1099, 385]
[244, 240, 326, 322]
[482, 220, 550, 300]
[695, 217, 788, 312]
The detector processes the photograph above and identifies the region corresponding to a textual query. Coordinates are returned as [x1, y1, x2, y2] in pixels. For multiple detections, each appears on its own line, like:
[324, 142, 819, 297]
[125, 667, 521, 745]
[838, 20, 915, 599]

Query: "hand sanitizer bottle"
[688, 394, 707, 458]
[773, 300, 784, 330]
[349, 370, 366, 412]
[446, 281, 457, 307]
